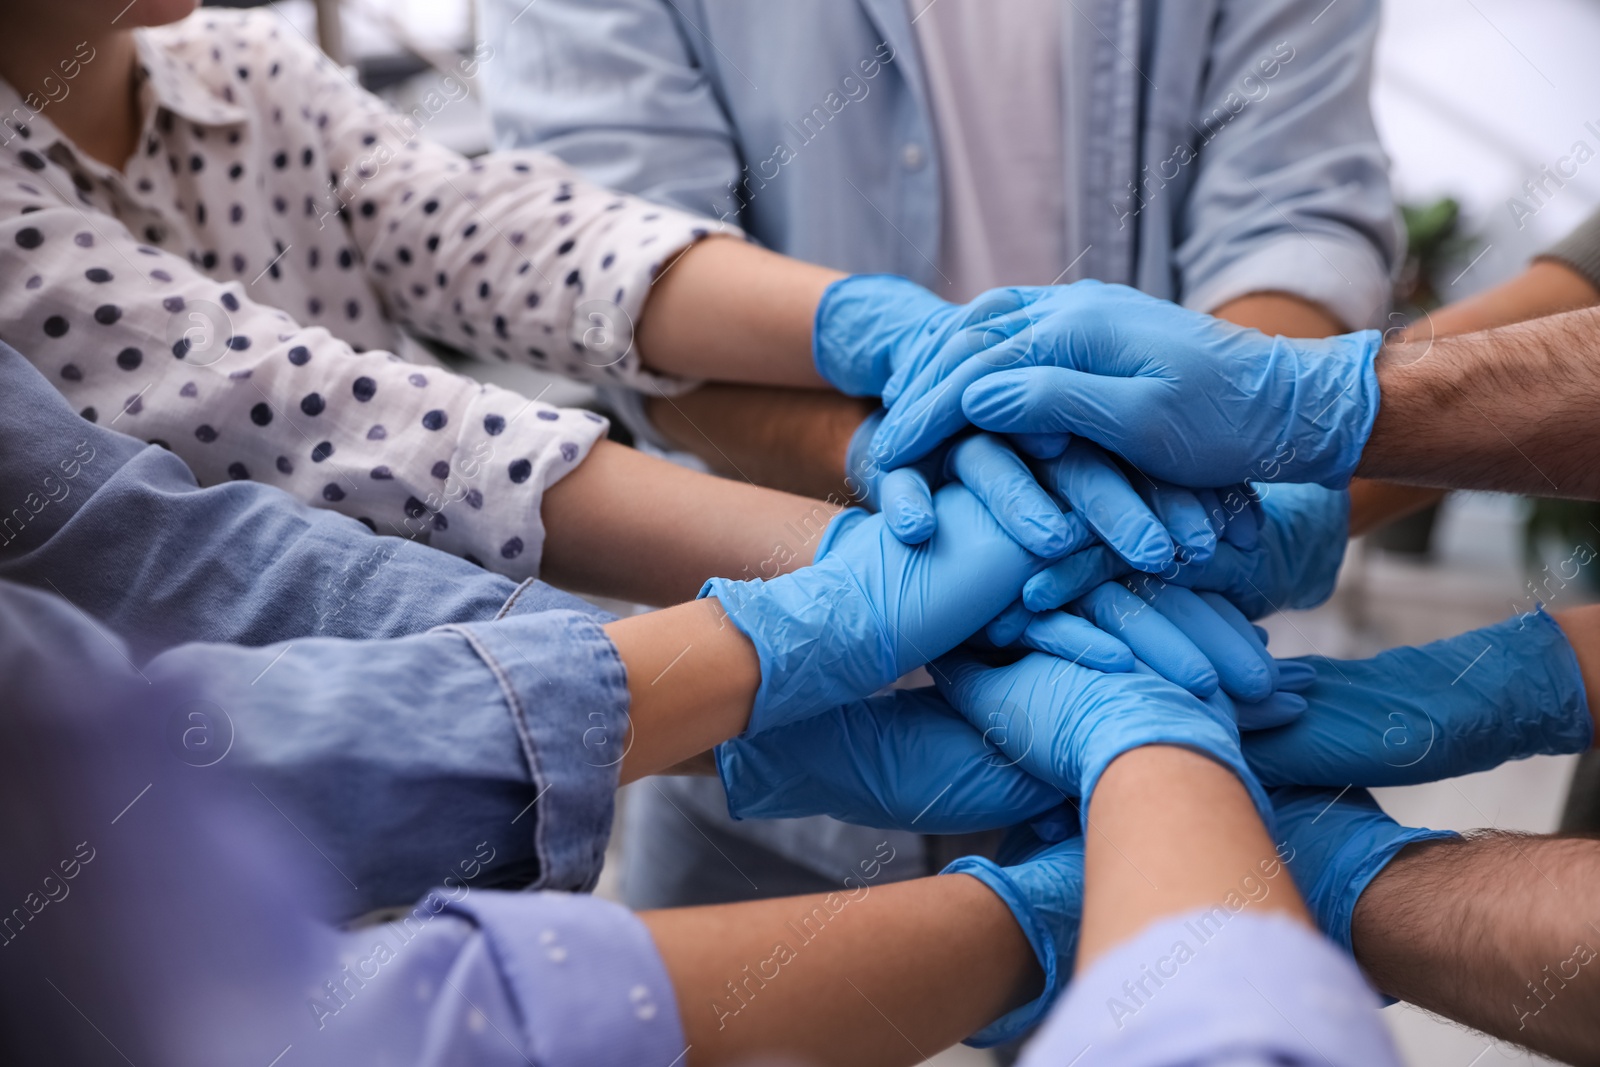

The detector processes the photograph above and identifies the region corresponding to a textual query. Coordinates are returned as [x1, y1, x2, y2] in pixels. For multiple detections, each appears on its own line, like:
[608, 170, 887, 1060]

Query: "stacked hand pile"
[694, 277, 1591, 1045]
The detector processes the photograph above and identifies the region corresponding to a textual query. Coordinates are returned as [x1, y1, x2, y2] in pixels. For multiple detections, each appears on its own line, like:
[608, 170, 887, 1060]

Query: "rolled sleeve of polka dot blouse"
[0, 10, 737, 578]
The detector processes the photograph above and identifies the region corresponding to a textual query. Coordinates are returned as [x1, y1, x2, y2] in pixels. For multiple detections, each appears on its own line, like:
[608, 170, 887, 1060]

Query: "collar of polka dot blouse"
[132, 28, 248, 128]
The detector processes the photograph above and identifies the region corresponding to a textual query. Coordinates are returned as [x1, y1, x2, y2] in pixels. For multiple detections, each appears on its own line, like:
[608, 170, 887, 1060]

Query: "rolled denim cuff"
[445, 610, 630, 892]
[446, 890, 685, 1067]
[942, 856, 1061, 1048]
[1182, 233, 1392, 332]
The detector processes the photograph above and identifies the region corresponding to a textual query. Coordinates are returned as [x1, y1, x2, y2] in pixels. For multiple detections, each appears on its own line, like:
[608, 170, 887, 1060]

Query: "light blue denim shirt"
[0, 340, 629, 918]
[480, 0, 1400, 330]
[0, 579, 682, 1067]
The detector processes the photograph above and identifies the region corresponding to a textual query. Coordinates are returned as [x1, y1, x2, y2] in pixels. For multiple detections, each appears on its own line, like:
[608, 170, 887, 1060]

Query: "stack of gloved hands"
[691, 276, 1594, 1047]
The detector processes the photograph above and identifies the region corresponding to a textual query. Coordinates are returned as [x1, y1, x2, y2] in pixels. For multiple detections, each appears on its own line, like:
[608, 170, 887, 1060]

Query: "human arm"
[1352, 831, 1600, 1065]
[1242, 609, 1593, 787]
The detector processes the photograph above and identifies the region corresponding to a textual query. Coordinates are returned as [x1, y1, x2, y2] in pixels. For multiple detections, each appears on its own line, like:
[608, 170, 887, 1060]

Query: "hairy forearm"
[1079, 746, 1307, 968]
[642, 873, 1038, 1067]
[645, 386, 874, 501]
[541, 440, 841, 605]
[634, 237, 844, 387]
[1353, 833, 1600, 1065]
[1359, 308, 1600, 497]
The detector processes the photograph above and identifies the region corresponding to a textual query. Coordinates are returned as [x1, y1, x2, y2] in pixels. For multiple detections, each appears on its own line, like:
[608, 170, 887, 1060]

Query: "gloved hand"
[844, 408, 942, 543]
[1032, 439, 1223, 570]
[716, 688, 1064, 832]
[1170, 482, 1351, 620]
[943, 829, 1084, 1047]
[870, 280, 1382, 490]
[1041, 580, 1276, 700]
[813, 274, 1027, 397]
[1245, 609, 1593, 786]
[1271, 786, 1456, 953]
[935, 650, 1274, 829]
[702, 484, 1042, 735]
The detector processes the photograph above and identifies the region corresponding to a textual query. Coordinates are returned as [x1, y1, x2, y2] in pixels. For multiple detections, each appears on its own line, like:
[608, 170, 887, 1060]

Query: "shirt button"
[901, 143, 926, 170]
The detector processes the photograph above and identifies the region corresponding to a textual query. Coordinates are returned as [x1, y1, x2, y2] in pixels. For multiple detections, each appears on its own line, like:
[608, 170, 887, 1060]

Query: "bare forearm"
[1359, 308, 1600, 497]
[642, 873, 1039, 1067]
[1353, 833, 1600, 1065]
[541, 440, 841, 605]
[1079, 746, 1307, 969]
[646, 386, 873, 501]
[606, 598, 759, 784]
[634, 237, 845, 387]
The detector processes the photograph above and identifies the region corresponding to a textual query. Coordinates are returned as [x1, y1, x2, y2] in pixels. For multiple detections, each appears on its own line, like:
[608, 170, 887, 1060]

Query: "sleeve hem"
[1182, 234, 1392, 331]
[446, 610, 629, 892]
[444, 890, 686, 1067]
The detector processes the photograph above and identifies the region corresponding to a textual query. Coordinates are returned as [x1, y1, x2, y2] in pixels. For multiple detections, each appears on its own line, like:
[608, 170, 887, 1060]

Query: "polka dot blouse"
[0, 10, 737, 578]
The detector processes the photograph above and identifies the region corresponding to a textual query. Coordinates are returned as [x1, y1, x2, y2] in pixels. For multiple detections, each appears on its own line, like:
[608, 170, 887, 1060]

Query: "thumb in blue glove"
[1244, 608, 1593, 787]
[943, 831, 1084, 1047]
[702, 484, 1044, 735]
[716, 688, 1064, 833]
[1270, 786, 1456, 953]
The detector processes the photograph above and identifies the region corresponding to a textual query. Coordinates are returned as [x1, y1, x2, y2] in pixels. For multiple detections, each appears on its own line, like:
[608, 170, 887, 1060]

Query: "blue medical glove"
[813, 275, 1027, 397]
[1171, 482, 1351, 620]
[945, 433, 1084, 558]
[935, 650, 1274, 829]
[716, 688, 1064, 832]
[845, 409, 939, 543]
[1271, 787, 1457, 952]
[872, 280, 1381, 488]
[702, 484, 1042, 735]
[1022, 545, 1131, 612]
[1121, 577, 1279, 701]
[1245, 609, 1593, 787]
[943, 832, 1084, 1047]
[847, 417, 1085, 556]
[1034, 441, 1177, 570]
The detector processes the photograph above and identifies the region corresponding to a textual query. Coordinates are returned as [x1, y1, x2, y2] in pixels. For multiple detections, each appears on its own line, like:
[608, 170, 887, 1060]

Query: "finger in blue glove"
[1038, 440, 1176, 570]
[946, 433, 1084, 558]
[1017, 611, 1137, 673]
[1171, 482, 1350, 620]
[1073, 582, 1219, 696]
[1123, 578, 1278, 701]
[1022, 545, 1130, 612]
[844, 409, 939, 543]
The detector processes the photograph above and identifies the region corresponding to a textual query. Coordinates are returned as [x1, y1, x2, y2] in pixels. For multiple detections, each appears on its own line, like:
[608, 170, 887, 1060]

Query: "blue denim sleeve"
[0, 340, 607, 657]
[146, 608, 629, 918]
[1175, 0, 1399, 330]
[479, 0, 742, 220]
[0, 577, 677, 1067]
[1018, 911, 1401, 1067]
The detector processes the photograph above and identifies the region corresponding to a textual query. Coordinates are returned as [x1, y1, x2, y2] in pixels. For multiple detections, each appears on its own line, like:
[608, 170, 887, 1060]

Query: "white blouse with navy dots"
[0, 10, 737, 577]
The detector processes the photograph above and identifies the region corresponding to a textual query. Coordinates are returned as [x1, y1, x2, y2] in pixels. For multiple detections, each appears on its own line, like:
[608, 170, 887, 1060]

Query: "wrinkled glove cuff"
[941, 856, 1062, 1048]
[699, 569, 890, 736]
[1301, 824, 1459, 955]
[814, 275, 926, 396]
[1289, 330, 1384, 488]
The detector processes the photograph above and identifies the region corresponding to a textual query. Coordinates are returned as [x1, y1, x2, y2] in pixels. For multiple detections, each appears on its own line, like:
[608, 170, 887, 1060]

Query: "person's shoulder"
[141, 8, 339, 99]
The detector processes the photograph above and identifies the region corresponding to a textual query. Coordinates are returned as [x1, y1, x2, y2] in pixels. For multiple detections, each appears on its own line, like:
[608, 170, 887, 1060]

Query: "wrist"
[938, 860, 1062, 1047]
[813, 274, 946, 395]
[1287, 330, 1383, 487]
